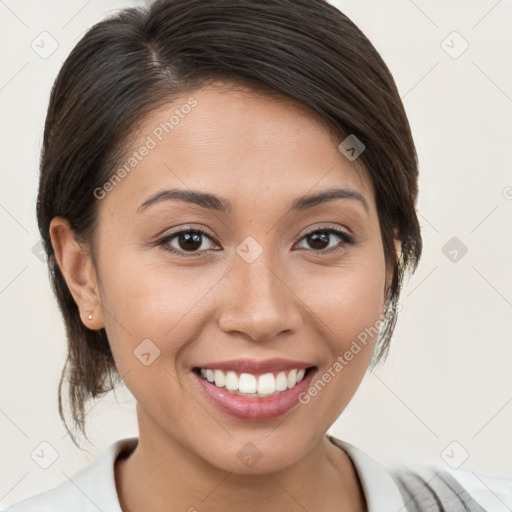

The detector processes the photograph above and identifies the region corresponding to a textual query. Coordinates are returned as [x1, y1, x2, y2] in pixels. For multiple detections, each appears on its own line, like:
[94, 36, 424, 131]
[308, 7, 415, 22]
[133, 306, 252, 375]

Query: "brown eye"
[176, 231, 204, 252]
[158, 228, 217, 257]
[306, 231, 330, 250]
[296, 227, 354, 253]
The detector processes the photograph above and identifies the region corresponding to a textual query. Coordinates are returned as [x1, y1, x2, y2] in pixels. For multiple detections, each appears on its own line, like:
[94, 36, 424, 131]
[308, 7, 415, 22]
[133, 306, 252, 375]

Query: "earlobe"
[384, 229, 402, 299]
[392, 227, 402, 258]
[49, 217, 105, 329]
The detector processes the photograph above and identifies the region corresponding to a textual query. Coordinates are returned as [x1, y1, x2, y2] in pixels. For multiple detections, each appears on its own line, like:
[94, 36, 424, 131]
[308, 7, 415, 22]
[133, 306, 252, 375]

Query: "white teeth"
[239, 373, 257, 393]
[257, 373, 276, 395]
[287, 369, 297, 388]
[214, 369, 225, 388]
[198, 367, 308, 396]
[275, 371, 288, 391]
[225, 371, 238, 391]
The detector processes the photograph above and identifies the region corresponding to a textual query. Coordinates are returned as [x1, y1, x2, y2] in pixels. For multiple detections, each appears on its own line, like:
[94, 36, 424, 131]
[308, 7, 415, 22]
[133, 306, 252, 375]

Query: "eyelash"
[155, 225, 355, 258]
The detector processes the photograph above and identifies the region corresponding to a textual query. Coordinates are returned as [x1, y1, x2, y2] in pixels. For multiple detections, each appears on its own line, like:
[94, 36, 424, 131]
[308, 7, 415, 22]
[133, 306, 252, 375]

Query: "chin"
[196, 430, 316, 475]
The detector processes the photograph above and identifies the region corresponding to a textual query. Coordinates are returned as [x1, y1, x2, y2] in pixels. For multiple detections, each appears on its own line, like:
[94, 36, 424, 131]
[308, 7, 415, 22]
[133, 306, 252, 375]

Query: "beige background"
[1, 0, 511, 508]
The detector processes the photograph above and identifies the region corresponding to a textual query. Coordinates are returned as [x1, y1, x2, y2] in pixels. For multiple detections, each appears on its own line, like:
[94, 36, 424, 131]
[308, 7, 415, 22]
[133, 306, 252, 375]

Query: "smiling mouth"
[193, 366, 317, 397]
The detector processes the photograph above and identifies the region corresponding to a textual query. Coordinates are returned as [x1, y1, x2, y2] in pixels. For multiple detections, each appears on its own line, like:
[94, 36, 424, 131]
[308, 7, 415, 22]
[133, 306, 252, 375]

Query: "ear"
[49, 216, 105, 330]
[384, 228, 402, 304]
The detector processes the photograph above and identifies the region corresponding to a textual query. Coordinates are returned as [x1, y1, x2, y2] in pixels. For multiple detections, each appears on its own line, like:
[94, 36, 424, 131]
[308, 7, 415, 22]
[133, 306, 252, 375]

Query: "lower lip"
[193, 368, 317, 421]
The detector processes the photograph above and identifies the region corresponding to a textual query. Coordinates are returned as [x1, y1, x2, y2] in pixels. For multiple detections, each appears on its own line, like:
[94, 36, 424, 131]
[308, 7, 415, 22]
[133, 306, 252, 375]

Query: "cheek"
[294, 256, 386, 429]
[303, 249, 387, 347]
[97, 252, 223, 374]
[96, 263, 210, 421]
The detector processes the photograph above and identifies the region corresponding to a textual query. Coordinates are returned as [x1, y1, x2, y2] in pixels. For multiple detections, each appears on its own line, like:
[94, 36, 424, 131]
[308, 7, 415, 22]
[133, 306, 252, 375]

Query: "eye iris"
[179, 232, 202, 251]
[308, 232, 329, 250]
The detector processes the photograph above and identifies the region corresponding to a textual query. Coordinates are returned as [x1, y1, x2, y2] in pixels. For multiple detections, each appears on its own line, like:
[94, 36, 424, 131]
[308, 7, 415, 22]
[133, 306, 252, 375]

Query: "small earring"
[88, 313, 93, 320]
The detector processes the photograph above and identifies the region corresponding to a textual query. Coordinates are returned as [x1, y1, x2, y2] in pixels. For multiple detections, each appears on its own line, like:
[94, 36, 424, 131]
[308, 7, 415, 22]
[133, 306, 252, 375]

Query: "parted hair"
[37, 0, 422, 447]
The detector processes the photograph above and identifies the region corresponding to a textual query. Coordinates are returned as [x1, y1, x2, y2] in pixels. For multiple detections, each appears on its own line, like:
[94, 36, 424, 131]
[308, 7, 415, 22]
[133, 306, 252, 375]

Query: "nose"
[216, 250, 303, 342]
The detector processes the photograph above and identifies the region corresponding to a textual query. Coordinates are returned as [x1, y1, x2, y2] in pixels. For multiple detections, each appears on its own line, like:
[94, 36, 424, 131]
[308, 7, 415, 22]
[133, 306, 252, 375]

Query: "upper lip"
[194, 358, 316, 375]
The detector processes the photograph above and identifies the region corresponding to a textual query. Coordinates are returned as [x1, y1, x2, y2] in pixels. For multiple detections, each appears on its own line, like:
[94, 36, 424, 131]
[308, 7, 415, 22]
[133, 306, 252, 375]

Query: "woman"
[4, 0, 507, 510]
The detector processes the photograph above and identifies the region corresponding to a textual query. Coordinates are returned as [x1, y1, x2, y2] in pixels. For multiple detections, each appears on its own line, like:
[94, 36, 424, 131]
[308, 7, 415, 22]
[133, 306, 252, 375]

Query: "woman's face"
[87, 83, 390, 473]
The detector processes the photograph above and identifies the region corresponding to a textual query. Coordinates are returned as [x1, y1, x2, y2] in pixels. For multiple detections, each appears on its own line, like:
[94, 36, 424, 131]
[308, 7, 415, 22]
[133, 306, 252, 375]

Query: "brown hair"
[37, 0, 422, 447]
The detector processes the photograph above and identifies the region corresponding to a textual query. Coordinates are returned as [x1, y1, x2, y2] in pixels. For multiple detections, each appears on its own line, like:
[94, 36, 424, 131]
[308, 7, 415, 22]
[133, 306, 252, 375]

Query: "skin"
[50, 82, 398, 512]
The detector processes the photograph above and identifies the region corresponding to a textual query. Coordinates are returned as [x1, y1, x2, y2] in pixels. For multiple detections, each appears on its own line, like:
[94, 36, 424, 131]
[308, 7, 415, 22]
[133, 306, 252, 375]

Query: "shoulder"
[3, 483, 92, 512]
[327, 435, 511, 512]
[2, 437, 138, 512]
[389, 459, 512, 511]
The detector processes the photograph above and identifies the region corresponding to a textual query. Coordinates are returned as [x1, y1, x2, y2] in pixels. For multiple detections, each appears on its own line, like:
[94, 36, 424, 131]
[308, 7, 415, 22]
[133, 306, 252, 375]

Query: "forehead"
[100, 82, 374, 217]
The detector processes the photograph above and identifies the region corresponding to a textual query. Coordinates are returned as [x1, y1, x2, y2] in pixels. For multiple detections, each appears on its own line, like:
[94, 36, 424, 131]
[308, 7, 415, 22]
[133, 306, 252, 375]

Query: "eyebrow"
[137, 186, 369, 215]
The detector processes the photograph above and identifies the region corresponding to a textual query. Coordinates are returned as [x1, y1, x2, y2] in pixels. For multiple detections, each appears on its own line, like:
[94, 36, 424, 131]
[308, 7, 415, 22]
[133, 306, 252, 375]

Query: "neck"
[115, 412, 366, 512]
